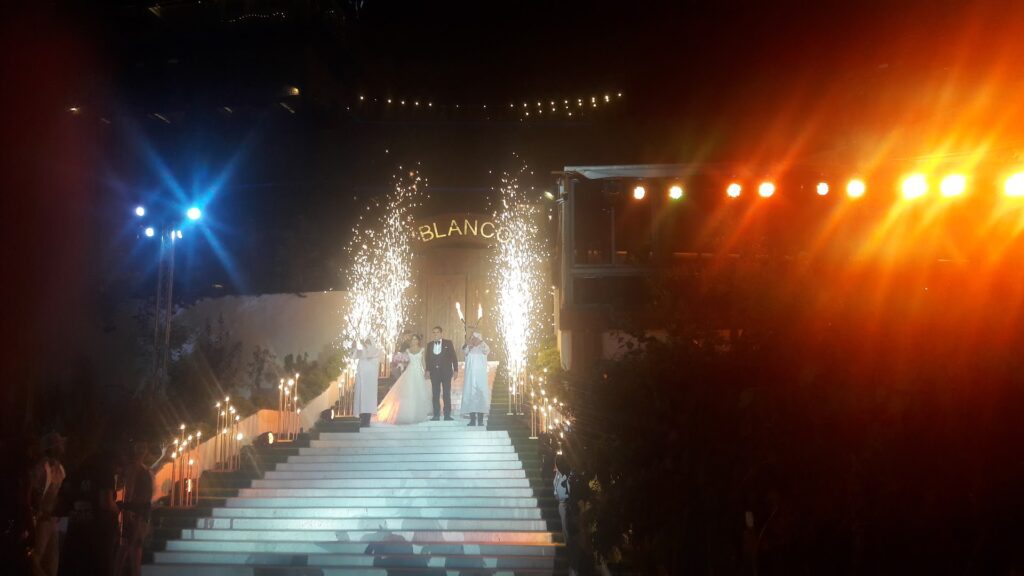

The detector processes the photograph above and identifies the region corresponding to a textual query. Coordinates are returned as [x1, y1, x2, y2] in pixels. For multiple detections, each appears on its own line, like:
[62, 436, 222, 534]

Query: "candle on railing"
[176, 424, 186, 506]
[170, 439, 179, 506]
[194, 430, 202, 504]
[234, 414, 241, 468]
[235, 431, 243, 470]
[293, 373, 301, 439]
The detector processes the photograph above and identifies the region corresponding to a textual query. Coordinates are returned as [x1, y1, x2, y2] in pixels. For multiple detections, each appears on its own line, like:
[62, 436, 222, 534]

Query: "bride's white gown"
[376, 349, 431, 425]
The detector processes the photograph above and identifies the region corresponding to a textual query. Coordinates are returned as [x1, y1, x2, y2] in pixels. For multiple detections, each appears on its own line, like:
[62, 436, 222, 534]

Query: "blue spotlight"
[144, 227, 155, 238]
[135, 205, 146, 217]
[176, 230, 183, 239]
[186, 206, 202, 221]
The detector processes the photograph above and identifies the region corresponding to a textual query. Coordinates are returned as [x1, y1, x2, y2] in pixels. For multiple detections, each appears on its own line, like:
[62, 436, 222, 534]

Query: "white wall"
[178, 291, 349, 359]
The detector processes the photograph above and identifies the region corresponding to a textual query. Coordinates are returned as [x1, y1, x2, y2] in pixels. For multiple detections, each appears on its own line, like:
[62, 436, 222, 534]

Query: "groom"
[426, 325, 458, 421]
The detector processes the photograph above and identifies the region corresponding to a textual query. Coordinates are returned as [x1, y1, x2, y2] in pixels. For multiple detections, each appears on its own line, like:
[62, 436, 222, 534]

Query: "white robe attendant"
[461, 340, 491, 414]
[354, 343, 382, 415]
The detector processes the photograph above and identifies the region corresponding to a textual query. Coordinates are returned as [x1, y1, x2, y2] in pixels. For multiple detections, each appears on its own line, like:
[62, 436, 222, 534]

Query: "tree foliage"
[560, 259, 1024, 574]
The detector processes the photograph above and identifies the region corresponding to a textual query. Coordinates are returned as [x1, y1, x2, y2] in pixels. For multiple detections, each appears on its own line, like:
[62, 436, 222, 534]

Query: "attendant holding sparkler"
[354, 337, 382, 427]
[461, 330, 491, 426]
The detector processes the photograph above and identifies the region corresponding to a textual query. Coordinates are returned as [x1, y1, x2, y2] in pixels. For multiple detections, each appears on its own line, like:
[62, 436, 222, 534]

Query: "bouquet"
[391, 351, 410, 371]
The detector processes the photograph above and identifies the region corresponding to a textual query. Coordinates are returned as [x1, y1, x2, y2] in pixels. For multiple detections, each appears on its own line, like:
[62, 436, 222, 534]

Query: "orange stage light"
[632, 185, 646, 200]
[847, 179, 866, 198]
[727, 183, 742, 198]
[758, 182, 776, 198]
[940, 174, 967, 197]
[1005, 173, 1024, 197]
[901, 174, 928, 200]
[816, 182, 829, 196]
[668, 185, 684, 200]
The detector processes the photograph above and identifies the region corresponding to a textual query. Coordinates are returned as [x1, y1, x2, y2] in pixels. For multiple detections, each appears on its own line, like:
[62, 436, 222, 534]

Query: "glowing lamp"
[668, 185, 684, 200]
[186, 206, 201, 220]
[632, 185, 646, 200]
[901, 174, 928, 200]
[940, 174, 967, 197]
[758, 182, 776, 198]
[816, 182, 829, 196]
[1004, 173, 1024, 197]
[135, 205, 146, 217]
[144, 227, 155, 238]
[727, 183, 742, 198]
[847, 179, 866, 198]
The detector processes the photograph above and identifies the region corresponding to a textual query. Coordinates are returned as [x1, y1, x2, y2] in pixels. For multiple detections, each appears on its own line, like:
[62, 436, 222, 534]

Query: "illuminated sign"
[416, 216, 508, 244]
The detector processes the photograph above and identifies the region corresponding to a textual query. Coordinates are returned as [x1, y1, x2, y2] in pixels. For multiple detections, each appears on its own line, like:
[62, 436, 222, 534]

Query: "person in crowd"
[554, 454, 578, 576]
[115, 442, 153, 576]
[59, 449, 118, 576]
[0, 435, 37, 575]
[31, 432, 66, 576]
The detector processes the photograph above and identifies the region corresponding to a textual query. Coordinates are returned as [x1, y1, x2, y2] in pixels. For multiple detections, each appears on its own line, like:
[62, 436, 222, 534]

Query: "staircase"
[144, 414, 565, 575]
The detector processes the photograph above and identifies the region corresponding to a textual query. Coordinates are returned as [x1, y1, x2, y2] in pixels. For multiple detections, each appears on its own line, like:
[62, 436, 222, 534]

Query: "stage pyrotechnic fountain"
[491, 167, 546, 415]
[341, 168, 423, 374]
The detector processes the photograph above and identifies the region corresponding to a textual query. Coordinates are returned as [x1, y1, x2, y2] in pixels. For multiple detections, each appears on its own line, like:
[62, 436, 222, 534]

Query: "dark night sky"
[6, 0, 1024, 338]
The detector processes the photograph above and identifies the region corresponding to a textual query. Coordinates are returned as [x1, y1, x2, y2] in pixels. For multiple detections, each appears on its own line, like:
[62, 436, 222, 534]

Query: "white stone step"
[211, 506, 542, 520]
[299, 444, 516, 455]
[195, 518, 549, 531]
[311, 438, 511, 448]
[263, 469, 526, 480]
[226, 497, 539, 508]
[238, 487, 536, 498]
[165, 540, 562, 557]
[363, 421, 479, 429]
[153, 550, 556, 570]
[145, 565, 557, 576]
[180, 528, 557, 544]
[252, 478, 531, 489]
[333, 428, 509, 436]
[275, 460, 522, 472]
[288, 452, 519, 463]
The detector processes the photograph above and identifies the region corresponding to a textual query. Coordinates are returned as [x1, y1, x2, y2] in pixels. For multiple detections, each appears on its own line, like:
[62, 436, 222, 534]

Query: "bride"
[376, 335, 431, 425]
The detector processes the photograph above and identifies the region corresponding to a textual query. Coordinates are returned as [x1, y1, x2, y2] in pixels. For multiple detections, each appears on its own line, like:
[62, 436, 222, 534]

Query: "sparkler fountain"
[340, 168, 423, 402]
[491, 168, 546, 416]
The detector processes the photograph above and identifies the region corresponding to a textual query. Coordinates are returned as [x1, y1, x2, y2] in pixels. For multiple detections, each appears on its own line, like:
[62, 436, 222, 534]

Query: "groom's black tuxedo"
[426, 338, 458, 378]
[426, 338, 458, 418]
